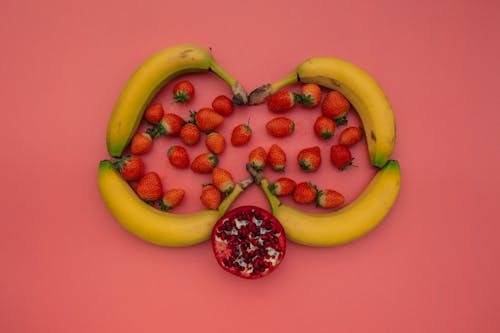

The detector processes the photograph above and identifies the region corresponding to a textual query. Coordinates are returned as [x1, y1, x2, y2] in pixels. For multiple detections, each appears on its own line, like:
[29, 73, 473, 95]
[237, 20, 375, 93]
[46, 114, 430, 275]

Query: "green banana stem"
[209, 60, 248, 105]
[245, 163, 281, 214]
[248, 71, 298, 105]
[216, 177, 253, 217]
[260, 179, 281, 215]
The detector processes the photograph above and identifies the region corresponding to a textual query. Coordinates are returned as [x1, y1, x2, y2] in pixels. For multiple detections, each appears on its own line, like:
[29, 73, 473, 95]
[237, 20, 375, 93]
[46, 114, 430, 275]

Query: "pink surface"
[1, 0, 500, 332]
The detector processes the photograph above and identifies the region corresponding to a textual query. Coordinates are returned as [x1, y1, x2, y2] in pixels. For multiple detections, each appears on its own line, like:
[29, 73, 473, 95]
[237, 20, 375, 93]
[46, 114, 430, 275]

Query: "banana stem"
[216, 176, 253, 218]
[245, 164, 281, 214]
[271, 71, 299, 92]
[260, 179, 281, 215]
[209, 60, 248, 105]
[248, 71, 298, 105]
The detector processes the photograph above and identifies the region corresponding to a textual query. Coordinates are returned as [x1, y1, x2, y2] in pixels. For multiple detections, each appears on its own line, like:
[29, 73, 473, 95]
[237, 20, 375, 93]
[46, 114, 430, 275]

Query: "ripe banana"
[98, 160, 251, 247]
[107, 44, 248, 157]
[251, 160, 400, 247]
[248, 57, 396, 168]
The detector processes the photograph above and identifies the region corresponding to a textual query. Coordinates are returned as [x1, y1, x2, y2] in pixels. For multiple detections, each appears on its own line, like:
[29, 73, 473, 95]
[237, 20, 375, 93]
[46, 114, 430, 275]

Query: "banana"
[248, 57, 395, 168]
[98, 160, 252, 247]
[249, 161, 400, 247]
[107, 44, 248, 157]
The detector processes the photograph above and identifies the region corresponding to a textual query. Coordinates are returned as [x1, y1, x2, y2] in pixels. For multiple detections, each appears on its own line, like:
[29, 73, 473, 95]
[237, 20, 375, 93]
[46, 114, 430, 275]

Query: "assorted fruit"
[100, 44, 400, 280]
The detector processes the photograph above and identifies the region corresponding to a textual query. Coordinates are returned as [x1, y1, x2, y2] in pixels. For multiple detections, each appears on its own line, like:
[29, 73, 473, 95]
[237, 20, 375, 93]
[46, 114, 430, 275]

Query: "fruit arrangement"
[98, 44, 400, 279]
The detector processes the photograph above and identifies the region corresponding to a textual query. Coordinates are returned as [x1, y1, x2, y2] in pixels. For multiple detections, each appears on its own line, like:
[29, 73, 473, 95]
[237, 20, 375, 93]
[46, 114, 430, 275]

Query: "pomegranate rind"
[211, 206, 286, 279]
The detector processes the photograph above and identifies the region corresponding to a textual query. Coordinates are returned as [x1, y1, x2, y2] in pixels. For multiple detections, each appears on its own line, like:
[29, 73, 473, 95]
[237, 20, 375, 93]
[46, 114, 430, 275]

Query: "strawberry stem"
[335, 115, 348, 126]
[297, 94, 315, 107]
[158, 200, 171, 211]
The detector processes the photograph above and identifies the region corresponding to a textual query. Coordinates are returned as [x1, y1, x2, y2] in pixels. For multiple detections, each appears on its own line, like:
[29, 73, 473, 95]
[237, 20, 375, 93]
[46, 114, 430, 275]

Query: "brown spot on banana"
[179, 49, 194, 58]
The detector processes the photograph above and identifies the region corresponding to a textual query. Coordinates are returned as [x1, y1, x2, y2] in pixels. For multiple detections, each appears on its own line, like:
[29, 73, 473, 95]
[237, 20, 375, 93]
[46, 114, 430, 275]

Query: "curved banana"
[98, 160, 251, 247]
[254, 160, 400, 247]
[248, 57, 395, 168]
[107, 44, 248, 157]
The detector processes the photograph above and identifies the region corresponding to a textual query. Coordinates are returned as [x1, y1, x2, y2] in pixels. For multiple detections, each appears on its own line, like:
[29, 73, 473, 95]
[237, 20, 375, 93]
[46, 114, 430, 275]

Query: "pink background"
[1, 0, 500, 332]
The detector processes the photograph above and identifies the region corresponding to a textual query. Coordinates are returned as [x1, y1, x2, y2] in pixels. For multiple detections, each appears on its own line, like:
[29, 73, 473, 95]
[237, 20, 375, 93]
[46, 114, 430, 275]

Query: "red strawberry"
[299, 83, 322, 108]
[144, 103, 164, 124]
[268, 144, 287, 172]
[231, 123, 252, 146]
[316, 189, 345, 209]
[212, 167, 235, 194]
[194, 108, 224, 132]
[173, 80, 195, 103]
[159, 113, 183, 136]
[113, 156, 144, 181]
[297, 146, 322, 172]
[314, 116, 336, 140]
[130, 132, 153, 155]
[212, 95, 234, 116]
[293, 182, 318, 204]
[160, 189, 185, 211]
[200, 184, 222, 210]
[268, 178, 296, 196]
[167, 146, 190, 169]
[265, 117, 295, 137]
[136, 172, 163, 202]
[267, 88, 299, 112]
[321, 91, 350, 125]
[339, 127, 363, 147]
[205, 132, 226, 154]
[190, 152, 219, 174]
[248, 146, 267, 171]
[180, 123, 201, 145]
[330, 145, 355, 170]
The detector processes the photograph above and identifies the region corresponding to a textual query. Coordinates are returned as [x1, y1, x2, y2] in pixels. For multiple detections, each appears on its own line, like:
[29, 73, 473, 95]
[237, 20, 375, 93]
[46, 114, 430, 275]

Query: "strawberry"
[136, 172, 163, 202]
[248, 146, 267, 171]
[268, 144, 287, 172]
[193, 108, 224, 132]
[293, 182, 318, 204]
[314, 116, 336, 140]
[190, 152, 219, 174]
[321, 91, 350, 125]
[316, 189, 345, 209]
[268, 177, 296, 196]
[113, 156, 144, 181]
[205, 132, 226, 154]
[144, 103, 164, 124]
[339, 127, 363, 147]
[180, 123, 201, 146]
[160, 189, 185, 211]
[330, 145, 355, 170]
[231, 123, 252, 146]
[173, 80, 195, 103]
[299, 83, 322, 108]
[267, 88, 299, 112]
[212, 95, 234, 116]
[167, 146, 190, 169]
[265, 117, 295, 137]
[130, 132, 153, 155]
[200, 184, 222, 210]
[212, 167, 235, 194]
[159, 113, 184, 137]
[297, 146, 321, 172]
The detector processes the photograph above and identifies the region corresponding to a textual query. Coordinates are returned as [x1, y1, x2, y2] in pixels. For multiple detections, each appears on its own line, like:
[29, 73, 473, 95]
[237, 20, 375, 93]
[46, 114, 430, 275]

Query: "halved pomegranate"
[211, 206, 286, 279]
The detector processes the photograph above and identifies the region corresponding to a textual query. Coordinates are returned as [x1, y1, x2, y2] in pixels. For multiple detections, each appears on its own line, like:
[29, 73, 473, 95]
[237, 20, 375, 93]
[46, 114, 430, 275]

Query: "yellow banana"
[248, 57, 396, 168]
[98, 160, 251, 246]
[251, 160, 400, 247]
[107, 44, 247, 157]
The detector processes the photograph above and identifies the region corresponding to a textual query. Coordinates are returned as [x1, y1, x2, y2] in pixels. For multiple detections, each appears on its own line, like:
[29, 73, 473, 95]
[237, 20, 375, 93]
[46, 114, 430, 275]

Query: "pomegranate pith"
[211, 206, 286, 279]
